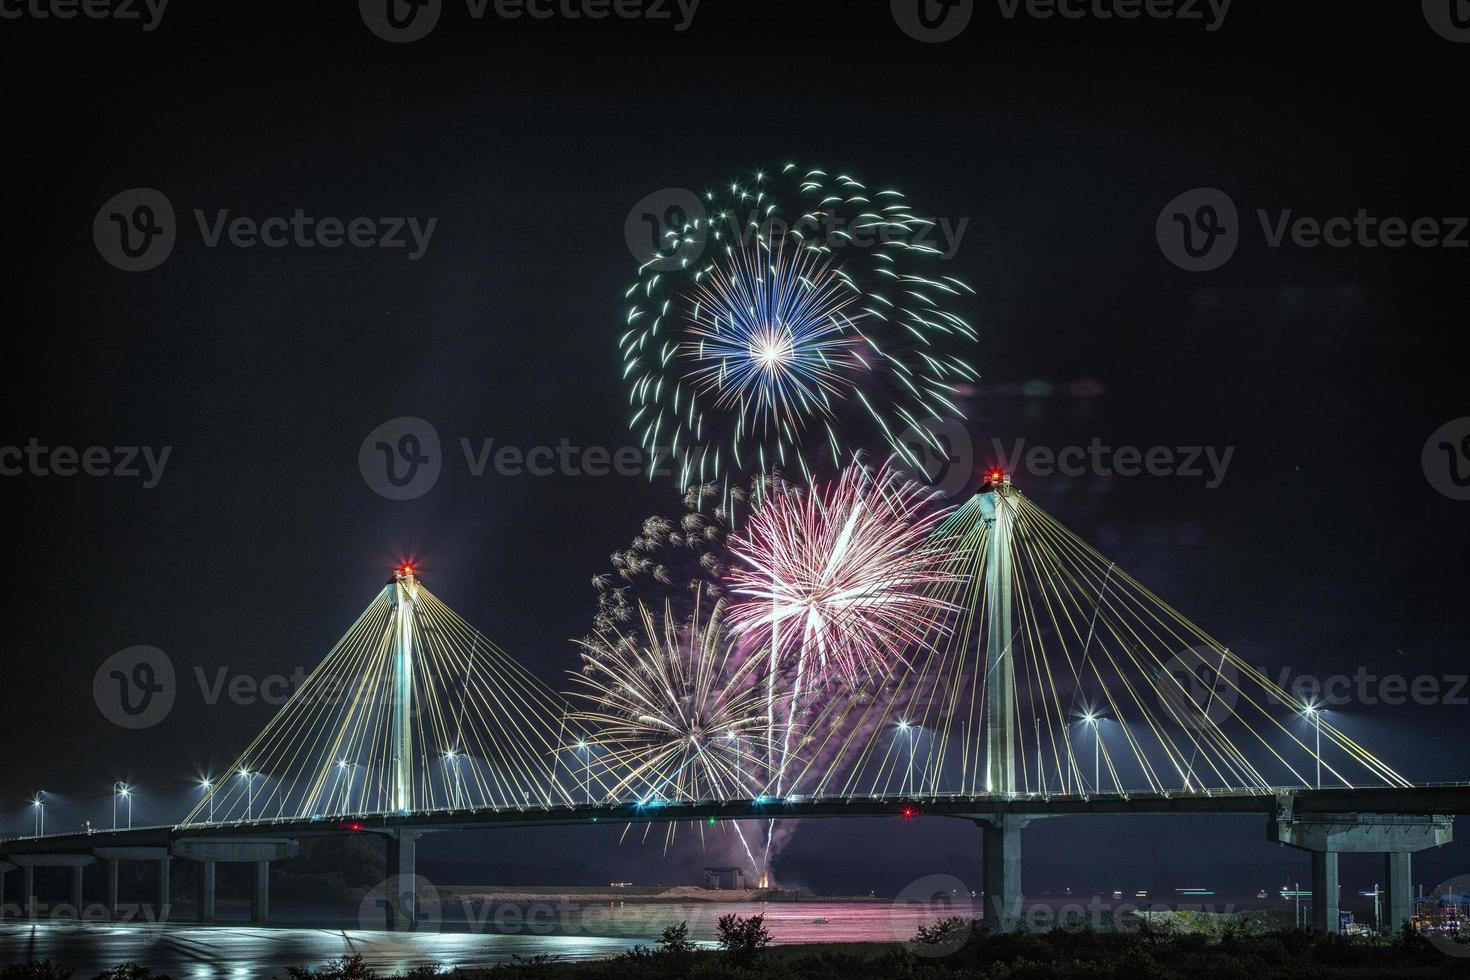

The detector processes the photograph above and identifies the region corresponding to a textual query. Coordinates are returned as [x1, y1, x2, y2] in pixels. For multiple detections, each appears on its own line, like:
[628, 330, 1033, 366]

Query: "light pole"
[1084, 712, 1101, 793]
[336, 760, 356, 813]
[1304, 704, 1321, 789]
[113, 782, 132, 830]
[199, 778, 215, 823]
[576, 741, 590, 805]
[444, 750, 464, 809]
[240, 768, 256, 820]
[899, 721, 915, 795]
[31, 793, 44, 836]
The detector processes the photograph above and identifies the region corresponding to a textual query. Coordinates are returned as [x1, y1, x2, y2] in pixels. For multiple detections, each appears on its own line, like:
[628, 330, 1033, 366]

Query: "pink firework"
[726, 458, 959, 689]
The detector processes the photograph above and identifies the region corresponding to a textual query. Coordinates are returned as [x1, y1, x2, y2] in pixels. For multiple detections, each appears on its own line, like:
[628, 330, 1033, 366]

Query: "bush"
[0, 964, 73, 980]
[93, 968, 168, 980]
[281, 956, 378, 980]
[716, 913, 772, 968]
[658, 921, 696, 955]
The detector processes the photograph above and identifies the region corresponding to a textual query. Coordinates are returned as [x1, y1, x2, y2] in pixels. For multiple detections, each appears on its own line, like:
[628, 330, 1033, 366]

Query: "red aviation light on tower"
[980, 468, 1010, 490]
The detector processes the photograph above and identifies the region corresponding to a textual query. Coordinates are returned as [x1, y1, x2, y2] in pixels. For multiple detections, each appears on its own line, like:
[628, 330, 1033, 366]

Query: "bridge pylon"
[389, 564, 419, 813]
[979, 472, 1016, 796]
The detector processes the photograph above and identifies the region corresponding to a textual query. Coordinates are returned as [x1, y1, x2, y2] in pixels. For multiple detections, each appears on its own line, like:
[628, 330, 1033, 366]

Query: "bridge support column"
[250, 861, 270, 924]
[386, 831, 419, 931]
[978, 816, 1026, 932]
[155, 855, 171, 921]
[103, 859, 119, 918]
[1269, 799, 1450, 935]
[0, 862, 9, 915]
[1310, 851, 1339, 933]
[1384, 852, 1413, 934]
[196, 861, 216, 924]
[22, 866, 35, 918]
[69, 865, 85, 917]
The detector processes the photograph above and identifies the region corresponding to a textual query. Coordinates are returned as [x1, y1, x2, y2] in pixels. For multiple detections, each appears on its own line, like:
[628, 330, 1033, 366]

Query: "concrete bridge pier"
[169, 838, 298, 926]
[386, 831, 420, 932]
[7, 855, 95, 918]
[93, 847, 172, 921]
[1270, 799, 1453, 934]
[1384, 852, 1413, 934]
[22, 866, 34, 917]
[102, 859, 119, 918]
[977, 816, 1028, 932]
[196, 861, 216, 923]
[0, 861, 10, 915]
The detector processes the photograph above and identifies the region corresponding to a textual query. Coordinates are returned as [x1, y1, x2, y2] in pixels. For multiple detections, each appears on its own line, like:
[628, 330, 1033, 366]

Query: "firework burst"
[570, 589, 771, 804]
[621, 165, 978, 491]
[726, 458, 959, 691]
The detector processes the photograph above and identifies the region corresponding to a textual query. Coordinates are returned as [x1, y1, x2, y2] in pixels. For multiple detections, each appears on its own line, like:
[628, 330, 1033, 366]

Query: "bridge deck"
[4, 785, 1466, 857]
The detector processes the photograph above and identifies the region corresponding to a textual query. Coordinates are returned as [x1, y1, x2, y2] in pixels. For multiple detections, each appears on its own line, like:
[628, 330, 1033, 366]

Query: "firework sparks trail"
[569, 588, 773, 878]
[621, 165, 978, 496]
[726, 458, 960, 826]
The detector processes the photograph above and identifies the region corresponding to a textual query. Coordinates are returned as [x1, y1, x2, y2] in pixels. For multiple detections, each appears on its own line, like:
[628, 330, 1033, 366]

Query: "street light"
[1303, 703, 1321, 789]
[1083, 712, 1102, 793]
[575, 741, 590, 805]
[443, 749, 464, 809]
[336, 760, 356, 813]
[113, 782, 132, 830]
[898, 720, 915, 795]
[31, 793, 44, 837]
[239, 768, 256, 820]
[199, 778, 215, 823]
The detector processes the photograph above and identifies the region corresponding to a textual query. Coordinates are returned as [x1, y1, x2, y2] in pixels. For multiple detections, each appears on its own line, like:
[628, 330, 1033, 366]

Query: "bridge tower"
[978, 472, 1016, 795]
[390, 565, 419, 813]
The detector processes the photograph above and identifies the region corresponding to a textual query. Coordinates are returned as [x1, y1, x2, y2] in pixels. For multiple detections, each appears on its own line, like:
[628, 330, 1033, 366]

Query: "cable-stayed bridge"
[2, 478, 1463, 935]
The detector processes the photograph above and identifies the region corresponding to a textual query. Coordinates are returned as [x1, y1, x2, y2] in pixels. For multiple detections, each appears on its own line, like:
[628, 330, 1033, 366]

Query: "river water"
[0, 899, 970, 977]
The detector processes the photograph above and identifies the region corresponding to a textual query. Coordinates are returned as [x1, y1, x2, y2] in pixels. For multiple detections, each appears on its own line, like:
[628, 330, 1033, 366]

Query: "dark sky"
[3, 0, 1468, 911]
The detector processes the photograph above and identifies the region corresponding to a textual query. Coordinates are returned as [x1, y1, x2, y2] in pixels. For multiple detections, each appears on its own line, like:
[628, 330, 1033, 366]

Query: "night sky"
[3, 1, 1468, 913]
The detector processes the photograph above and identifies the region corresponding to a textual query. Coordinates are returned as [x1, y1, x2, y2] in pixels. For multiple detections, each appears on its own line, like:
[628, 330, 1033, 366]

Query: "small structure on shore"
[703, 866, 746, 890]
